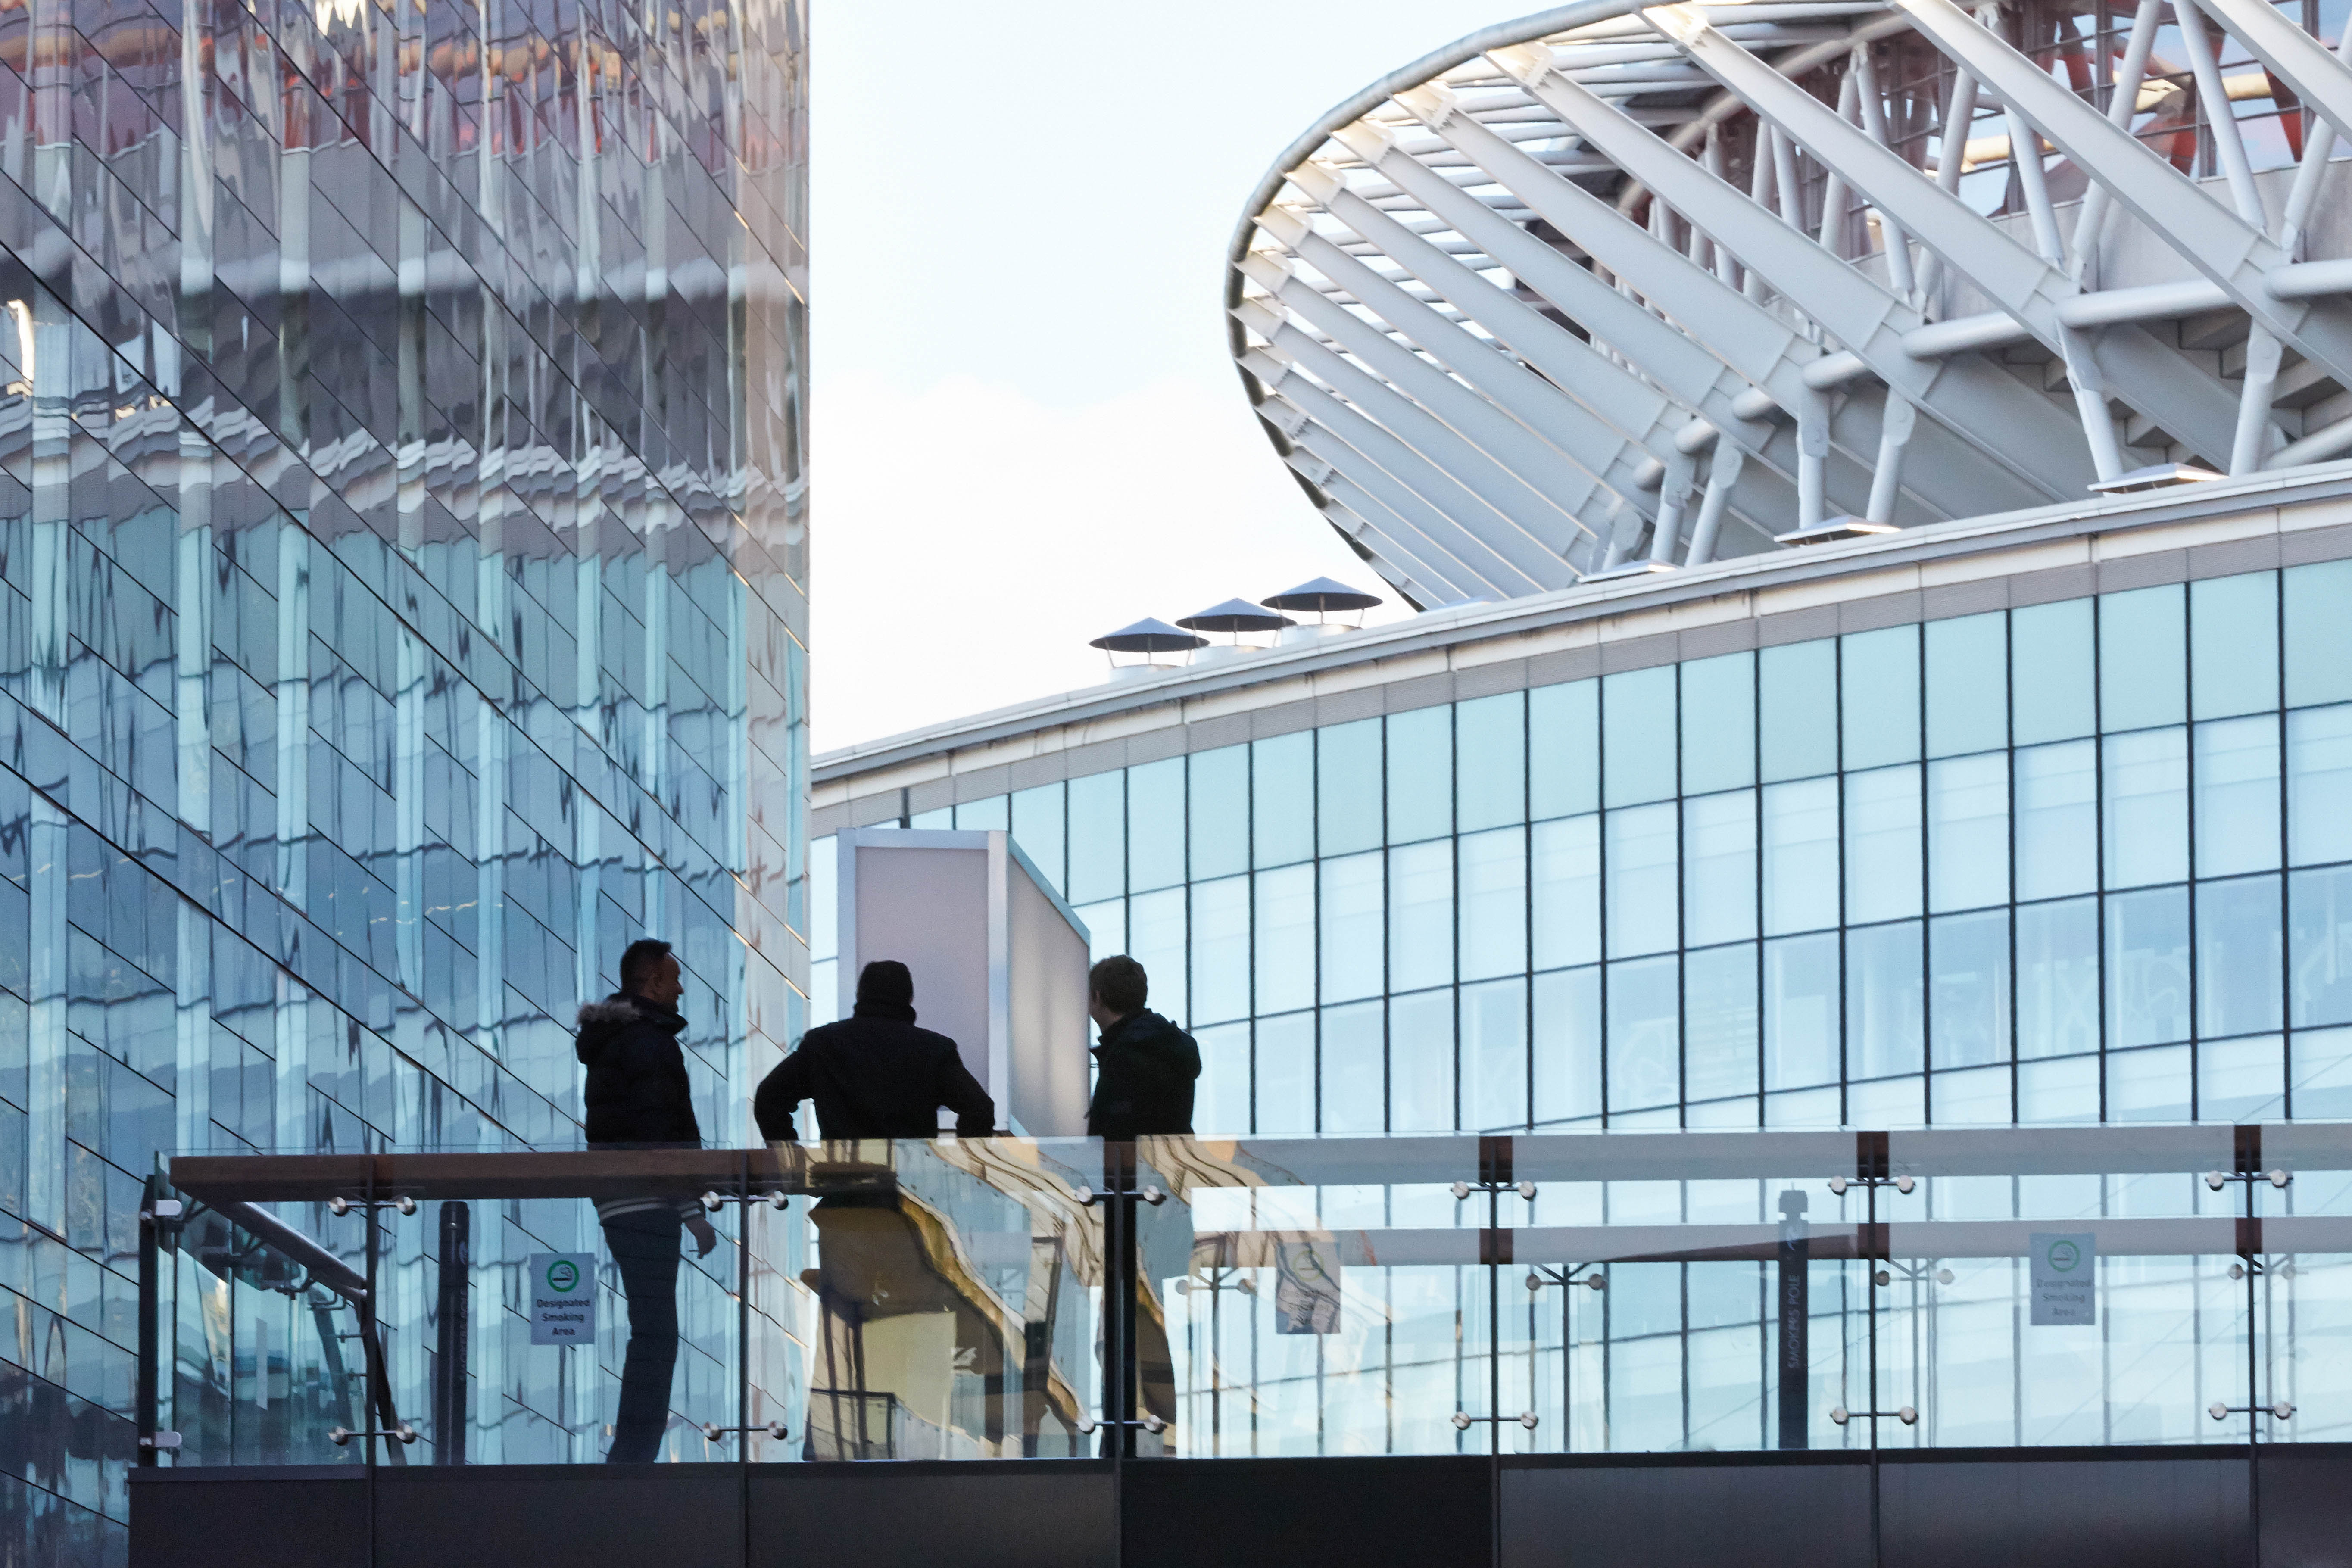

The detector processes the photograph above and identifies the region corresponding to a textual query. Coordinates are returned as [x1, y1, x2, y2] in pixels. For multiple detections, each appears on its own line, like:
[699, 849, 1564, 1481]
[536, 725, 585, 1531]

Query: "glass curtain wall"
[822, 563, 2352, 1139]
[0, 0, 809, 1551]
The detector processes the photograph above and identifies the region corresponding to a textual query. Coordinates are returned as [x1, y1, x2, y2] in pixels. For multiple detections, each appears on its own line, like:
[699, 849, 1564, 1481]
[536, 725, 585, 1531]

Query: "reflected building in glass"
[0, 0, 807, 1550]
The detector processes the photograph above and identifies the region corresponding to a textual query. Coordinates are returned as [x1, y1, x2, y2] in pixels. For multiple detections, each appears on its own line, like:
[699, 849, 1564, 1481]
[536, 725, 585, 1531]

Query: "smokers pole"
[1778, 1189, 1807, 1450]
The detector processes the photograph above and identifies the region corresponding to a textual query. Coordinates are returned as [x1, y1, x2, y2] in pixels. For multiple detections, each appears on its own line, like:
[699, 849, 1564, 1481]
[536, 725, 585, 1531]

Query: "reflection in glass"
[1685, 943, 1759, 1102]
[1844, 765, 1923, 924]
[1925, 612, 2007, 758]
[1388, 840, 1455, 994]
[1319, 853, 1384, 1004]
[1190, 876, 1251, 1027]
[2012, 599, 2096, 745]
[1530, 680, 1599, 821]
[1930, 910, 2011, 1069]
[1253, 732, 1315, 870]
[1129, 758, 1186, 893]
[1607, 955, 1680, 1112]
[1196, 1021, 1251, 1135]
[1928, 753, 2008, 913]
[1603, 666, 1678, 807]
[1682, 791, 1756, 948]
[1765, 932, 1840, 1090]
[1462, 977, 1528, 1130]
[2195, 875, 2282, 1040]
[2014, 740, 2097, 901]
[1387, 707, 1452, 845]
[2285, 559, 2352, 708]
[1254, 863, 1316, 1017]
[1759, 639, 1837, 783]
[2099, 584, 2186, 734]
[2102, 728, 2188, 890]
[2292, 865, 2352, 1029]
[1011, 785, 1065, 894]
[1841, 625, 1920, 770]
[1762, 778, 1839, 935]
[1320, 999, 1385, 1133]
[1680, 652, 1756, 795]
[1460, 827, 1528, 982]
[1533, 815, 1601, 970]
[2288, 704, 2352, 867]
[2017, 898, 2099, 1059]
[1068, 772, 1125, 905]
[1456, 692, 1526, 833]
[1189, 747, 1250, 882]
[1318, 719, 1384, 858]
[2193, 716, 2280, 879]
[1847, 921, 1924, 1080]
[1532, 966, 1601, 1123]
[2106, 886, 2190, 1049]
[1389, 988, 1454, 1132]
[1605, 803, 1679, 958]
[1254, 1011, 1315, 1135]
[2190, 572, 2280, 720]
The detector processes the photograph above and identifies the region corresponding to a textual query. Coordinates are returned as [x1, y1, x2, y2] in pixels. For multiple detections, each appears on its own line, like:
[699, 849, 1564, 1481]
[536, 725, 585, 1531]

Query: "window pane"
[2293, 866, 2352, 1029]
[1010, 783, 1064, 895]
[1128, 758, 1185, 893]
[1460, 826, 1528, 982]
[1319, 852, 1384, 1004]
[1254, 863, 1316, 1016]
[1321, 999, 1385, 1133]
[1252, 731, 1314, 869]
[1390, 987, 1455, 1132]
[1925, 613, 2007, 758]
[1603, 665, 1677, 807]
[1532, 965, 1601, 1123]
[1129, 886, 1187, 1026]
[1533, 815, 1601, 970]
[911, 805, 952, 828]
[1605, 803, 1679, 957]
[1844, 765, 1923, 925]
[1680, 652, 1755, 795]
[1762, 778, 1840, 935]
[2190, 572, 2279, 720]
[1196, 1021, 1251, 1136]
[1318, 719, 1383, 857]
[1189, 746, 1249, 882]
[2288, 704, 2352, 867]
[1530, 680, 1598, 821]
[2100, 585, 2187, 733]
[1389, 840, 1455, 994]
[2108, 1044, 2190, 1123]
[2202, 1034, 2284, 1122]
[2107, 885, 2191, 1049]
[2017, 897, 2100, 1059]
[1191, 875, 1251, 1027]
[1931, 908, 2011, 1068]
[1254, 1010, 1315, 1135]
[2012, 599, 2095, 745]
[1683, 790, 1757, 948]
[1685, 941, 1759, 1102]
[1842, 625, 1920, 770]
[2197, 874, 2282, 1040]
[1928, 753, 2009, 913]
[810, 834, 837, 960]
[2286, 559, 2352, 709]
[1076, 898, 1126, 965]
[954, 795, 1007, 830]
[1462, 977, 1528, 1130]
[1067, 772, 1125, 905]
[1387, 707, 1452, 844]
[2194, 716, 2280, 879]
[1606, 954, 1680, 1113]
[2015, 740, 2097, 901]
[1764, 932, 1840, 1091]
[1457, 692, 1525, 833]
[1847, 920, 1924, 1080]
[1759, 639, 1837, 783]
[2103, 727, 2188, 890]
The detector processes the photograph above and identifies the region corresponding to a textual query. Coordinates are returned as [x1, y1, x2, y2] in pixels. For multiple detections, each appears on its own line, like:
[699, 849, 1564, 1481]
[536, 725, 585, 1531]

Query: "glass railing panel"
[145, 1138, 1106, 1467]
[1131, 1135, 1496, 1458]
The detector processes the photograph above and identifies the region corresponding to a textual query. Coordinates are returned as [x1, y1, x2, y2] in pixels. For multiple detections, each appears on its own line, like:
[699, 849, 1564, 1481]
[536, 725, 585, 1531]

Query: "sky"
[806, 2, 1513, 753]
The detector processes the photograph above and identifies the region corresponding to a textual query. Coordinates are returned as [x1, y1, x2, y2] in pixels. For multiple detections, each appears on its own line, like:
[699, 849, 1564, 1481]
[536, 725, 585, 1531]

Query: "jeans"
[603, 1209, 683, 1463]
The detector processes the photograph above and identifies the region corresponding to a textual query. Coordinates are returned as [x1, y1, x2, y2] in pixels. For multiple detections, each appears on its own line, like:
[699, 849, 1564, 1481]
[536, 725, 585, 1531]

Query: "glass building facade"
[0, 0, 808, 1551]
[817, 563, 2352, 1138]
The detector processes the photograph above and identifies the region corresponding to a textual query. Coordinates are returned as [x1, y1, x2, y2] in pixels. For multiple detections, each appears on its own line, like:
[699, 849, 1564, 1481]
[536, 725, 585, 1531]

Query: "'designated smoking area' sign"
[2029, 1232, 2096, 1326]
[529, 1253, 596, 1345]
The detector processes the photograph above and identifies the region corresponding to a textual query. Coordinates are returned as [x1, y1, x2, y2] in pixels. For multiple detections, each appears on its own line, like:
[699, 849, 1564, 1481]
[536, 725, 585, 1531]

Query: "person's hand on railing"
[686, 1215, 719, 1257]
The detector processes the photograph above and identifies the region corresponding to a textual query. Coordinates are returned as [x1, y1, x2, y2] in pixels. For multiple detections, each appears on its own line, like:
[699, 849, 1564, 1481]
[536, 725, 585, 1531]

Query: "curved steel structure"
[1230, 0, 2352, 604]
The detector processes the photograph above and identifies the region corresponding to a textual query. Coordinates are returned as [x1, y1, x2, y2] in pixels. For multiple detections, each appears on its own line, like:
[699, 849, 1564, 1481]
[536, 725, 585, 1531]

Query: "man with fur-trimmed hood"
[575, 938, 717, 1463]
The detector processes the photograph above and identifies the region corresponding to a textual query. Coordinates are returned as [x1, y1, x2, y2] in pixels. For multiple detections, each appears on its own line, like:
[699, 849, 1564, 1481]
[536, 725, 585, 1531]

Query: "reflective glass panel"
[1605, 803, 1680, 958]
[1189, 746, 1249, 882]
[2106, 885, 2191, 1049]
[1682, 790, 1757, 948]
[1254, 863, 1317, 1018]
[1928, 752, 2009, 913]
[1389, 988, 1455, 1132]
[2012, 599, 2096, 745]
[2196, 874, 2283, 1040]
[2102, 727, 2189, 890]
[2288, 704, 2352, 867]
[1388, 707, 1453, 845]
[1191, 876, 1251, 1027]
[1388, 840, 1456, 994]
[1930, 908, 2011, 1069]
[2099, 585, 2187, 733]
[2190, 571, 2279, 720]
[1319, 719, 1385, 858]
[1320, 999, 1386, 1133]
[2014, 740, 2098, 901]
[1679, 652, 1756, 795]
[1603, 666, 1678, 807]
[1319, 852, 1385, 1004]
[1847, 920, 1924, 1080]
[1684, 942, 1760, 1103]
[1841, 625, 1920, 770]
[1532, 815, 1601, 971]
[2016, 897, 2100, 1059]
[1763, 932, 1840, 1091]
[1461, 977, 1528, 1130]
[1456, 692, 1526, 832]
[1255, 1011, 1316, 1135]
[1759, 639, 1837, 783]
[1925, 612, 2007, 758]
[1529, 680, 1599, 821]
[1762, 778, 1839, 936]
[2291, 865, 2352, 1029]
[1011, 783, 1066, 894]
[1252, 732, 1315, 870]
[1844, 764, 1923, 925]
[1606, 955, 1681, 1113]
[2286, 559, 2352, 709]
[1130, 887, 1188, 1026]
[1068, 771, 1126, 905]
[1459, 827, 1528, 982]
[2194, 715, 2281, 879]
[1532, 966, 1601, 1123]
[1129, 758, 1187, 893]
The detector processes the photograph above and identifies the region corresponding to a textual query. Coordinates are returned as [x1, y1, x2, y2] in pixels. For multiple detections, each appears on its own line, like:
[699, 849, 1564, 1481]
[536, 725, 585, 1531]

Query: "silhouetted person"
[1085, 956, 1201, 1140]
[754, 960, 996, 1141]
[576, 938, 717, 1464]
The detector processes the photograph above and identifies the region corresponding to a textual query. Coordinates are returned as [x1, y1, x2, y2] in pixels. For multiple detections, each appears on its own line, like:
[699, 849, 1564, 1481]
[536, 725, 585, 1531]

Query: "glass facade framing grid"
[821, 561, 2352, 1140]
[0, 0, 808, 1550]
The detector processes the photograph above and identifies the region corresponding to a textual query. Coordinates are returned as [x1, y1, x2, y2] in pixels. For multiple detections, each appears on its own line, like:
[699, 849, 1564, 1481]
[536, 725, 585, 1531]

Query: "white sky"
[807, 2, 1513, 754]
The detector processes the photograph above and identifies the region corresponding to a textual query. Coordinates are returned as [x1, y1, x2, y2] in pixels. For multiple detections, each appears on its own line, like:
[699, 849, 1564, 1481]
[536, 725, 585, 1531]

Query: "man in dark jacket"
[575, 937, 717, 1463]
[1085, 955, 1201, 1140]
[753, 960, 996, 1140]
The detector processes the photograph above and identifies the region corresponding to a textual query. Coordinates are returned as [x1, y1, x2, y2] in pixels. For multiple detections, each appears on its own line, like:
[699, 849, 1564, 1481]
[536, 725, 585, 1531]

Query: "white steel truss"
[1229, 0, 2352, 597]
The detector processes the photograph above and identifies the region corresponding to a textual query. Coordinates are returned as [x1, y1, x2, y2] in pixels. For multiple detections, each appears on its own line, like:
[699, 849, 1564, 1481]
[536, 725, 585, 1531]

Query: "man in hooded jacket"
[1085, 955, 1201, 1140]
[575, 938, 717, 1463]
[753, 960, 995, 1140]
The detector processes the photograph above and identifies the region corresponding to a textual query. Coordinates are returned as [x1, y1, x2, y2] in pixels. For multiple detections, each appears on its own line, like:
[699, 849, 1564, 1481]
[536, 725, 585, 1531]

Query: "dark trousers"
[603, 1209, 683, 1463]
